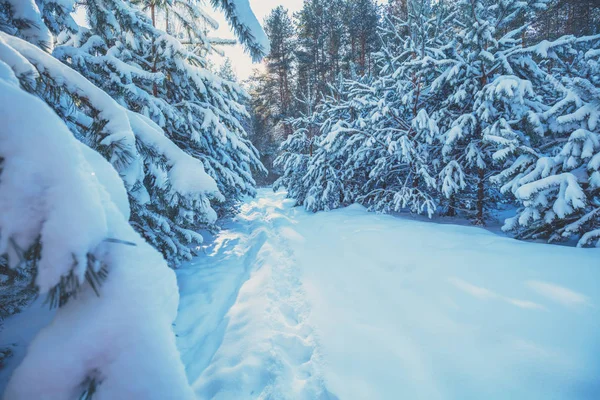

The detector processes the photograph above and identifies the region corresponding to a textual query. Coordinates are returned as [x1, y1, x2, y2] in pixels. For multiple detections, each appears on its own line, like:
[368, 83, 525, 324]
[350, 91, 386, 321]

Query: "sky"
[208, 0, 304, 81]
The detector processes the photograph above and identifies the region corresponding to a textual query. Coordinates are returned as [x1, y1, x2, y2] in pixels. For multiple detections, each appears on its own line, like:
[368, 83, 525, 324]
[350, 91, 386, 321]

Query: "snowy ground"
[175, 189, 600, 400]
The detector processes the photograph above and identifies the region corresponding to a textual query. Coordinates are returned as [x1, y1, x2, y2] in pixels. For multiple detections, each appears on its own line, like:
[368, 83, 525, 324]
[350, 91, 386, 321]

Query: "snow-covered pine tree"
[296, 75, 362, 211]
[2, 0, 223, 266]
[0, 28, 194, 400]
[352, 1, 452, 216]
[1, 0, 270, 396]
[49, 0, 266, 263]
[492, 34, 600, 246]
[431, 0, 548, 224]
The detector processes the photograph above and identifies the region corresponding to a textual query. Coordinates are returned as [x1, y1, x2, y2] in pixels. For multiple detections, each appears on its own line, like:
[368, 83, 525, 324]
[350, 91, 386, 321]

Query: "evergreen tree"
[274, 89, 319, 204]
[295, 0, 330, 97]
[52, 0, 265, 263]
[346, 0, 380, 75]
[430, 0, 548, 224]
[218, 57, 237, 81]
[264, 6, 296, 125]
[532, 0, 600, 42]
[0, 1, 203, 394]
[492, 35, 600, 246]
[352, 1, 450, 216]
[293, 75, 360, 211]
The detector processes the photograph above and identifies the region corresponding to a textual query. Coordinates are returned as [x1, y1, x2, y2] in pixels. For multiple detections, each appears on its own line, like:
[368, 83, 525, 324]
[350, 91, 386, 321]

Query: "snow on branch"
[210, 0, 270, 61]
[0, 31, 143, 188]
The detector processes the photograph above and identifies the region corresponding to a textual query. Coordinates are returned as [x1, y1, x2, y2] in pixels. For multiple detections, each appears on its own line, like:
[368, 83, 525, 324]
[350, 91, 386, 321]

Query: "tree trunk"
[151, 3, 158, 97]
[476, 167, 485, 225]
[447, 196, 456, 217]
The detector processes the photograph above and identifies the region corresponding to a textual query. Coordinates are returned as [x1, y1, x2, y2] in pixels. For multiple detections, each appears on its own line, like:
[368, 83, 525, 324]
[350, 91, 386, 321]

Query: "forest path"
[175, 190, 335, 399]
[175, 189, 600, 400]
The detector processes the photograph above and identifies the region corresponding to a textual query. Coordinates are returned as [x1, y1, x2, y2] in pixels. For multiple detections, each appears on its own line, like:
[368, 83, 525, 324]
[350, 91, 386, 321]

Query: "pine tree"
[294, 75, 361, 211]
[0, 4, 196, 395]
[0, 0, 270, 396]
[264, 6, 296, 126]
[295, 0, 330, 97]
[218, 57, 236, 81]
[52, 0, 265, 263]
[273, 89, 320, 205]
[429, 0, 548, 224]
[492, 34, 600, 246]
[346, 0, 380, 75]
[351, 1, 451, 216]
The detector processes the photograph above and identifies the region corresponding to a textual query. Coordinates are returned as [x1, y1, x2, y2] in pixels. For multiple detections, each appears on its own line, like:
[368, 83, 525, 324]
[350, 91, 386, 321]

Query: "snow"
[0, 37, 37, 81]
[3, 0, 51, 47]
[0, 71, 109, 290]
[78, 143, 131, 220]
[176, 194, 333, 399]
[0, 299, 56, 395]
[176, 189, 600, 400]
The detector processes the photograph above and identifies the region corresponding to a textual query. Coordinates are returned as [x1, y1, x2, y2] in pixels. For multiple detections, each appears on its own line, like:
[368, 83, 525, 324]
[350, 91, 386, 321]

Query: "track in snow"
[175, 191, 336, 400]
[176, 189, 600, 400]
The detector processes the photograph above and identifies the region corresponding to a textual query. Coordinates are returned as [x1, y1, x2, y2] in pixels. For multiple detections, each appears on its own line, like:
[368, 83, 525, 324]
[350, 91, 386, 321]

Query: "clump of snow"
[127, 111, 222, 204]
[3, 0, 51, 48]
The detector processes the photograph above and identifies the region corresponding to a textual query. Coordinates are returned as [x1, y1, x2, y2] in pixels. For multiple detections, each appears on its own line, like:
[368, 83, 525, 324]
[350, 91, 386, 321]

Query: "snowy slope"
[176, 189, 600, 400]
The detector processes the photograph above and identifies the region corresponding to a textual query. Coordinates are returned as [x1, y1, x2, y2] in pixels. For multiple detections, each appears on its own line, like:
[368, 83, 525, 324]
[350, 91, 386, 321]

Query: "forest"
[0, 0, 599, 399]
[250, 0, 600, 246]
